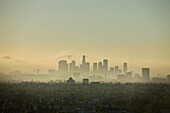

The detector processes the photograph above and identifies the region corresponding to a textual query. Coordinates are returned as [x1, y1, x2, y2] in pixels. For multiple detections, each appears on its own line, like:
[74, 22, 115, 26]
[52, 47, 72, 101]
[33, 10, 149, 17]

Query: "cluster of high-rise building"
[2, 55, 170, 83]
[3, 55, 170, 83]
[57, 55, 150, 82]
[58, 55, 90, 77]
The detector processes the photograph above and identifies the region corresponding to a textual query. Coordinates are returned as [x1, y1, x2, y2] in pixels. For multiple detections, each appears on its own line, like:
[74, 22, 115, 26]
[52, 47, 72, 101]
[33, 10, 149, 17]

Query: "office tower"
[123, 62, 127, 74]
[80, 55, 90, 75]
[98, 62, 102, 73]
[82, 55, 86, 64]
[58, 60, 68, 74]
[103, 59, 108, 73]
[69, 60, 76, 73]
[142, 68, 150, 81]
[115, 66, 119, 74]
[93, 63, 97, 73]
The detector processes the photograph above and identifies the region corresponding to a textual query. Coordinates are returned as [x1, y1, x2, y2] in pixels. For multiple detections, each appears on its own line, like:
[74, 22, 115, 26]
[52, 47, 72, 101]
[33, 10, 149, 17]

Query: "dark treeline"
[0, 82, 170, 113]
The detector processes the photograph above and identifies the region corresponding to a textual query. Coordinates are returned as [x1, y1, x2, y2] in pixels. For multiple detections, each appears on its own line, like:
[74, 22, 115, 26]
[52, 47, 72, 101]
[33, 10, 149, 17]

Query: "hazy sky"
[0, 0, 170, 76]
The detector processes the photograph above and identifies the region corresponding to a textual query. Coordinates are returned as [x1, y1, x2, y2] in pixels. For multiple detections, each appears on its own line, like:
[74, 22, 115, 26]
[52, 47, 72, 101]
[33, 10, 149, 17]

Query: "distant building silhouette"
[93, 63, 97, 73]
[103, 59, 108, 73]
[59, 60, 68, 74]
[69, 60, 76, 74]
[123, 63, 127, 74]
[98, 62, 103, 73]
[80, 55, 90, 75]
[142, 68, 150, 82]
[67, 77, 75, 84]
[83, 78, 89, 84]
[82, 55, 86, 64]
[55, 55, 157, 83]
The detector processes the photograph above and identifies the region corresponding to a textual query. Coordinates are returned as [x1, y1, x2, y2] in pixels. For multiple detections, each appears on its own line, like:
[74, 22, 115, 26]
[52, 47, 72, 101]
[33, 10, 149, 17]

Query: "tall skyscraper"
[69, 60, 76, 74]
[82, 55, 86, 64]
[103, 59, 108, 73]
[123, 62, 127, 74]
[98, 62, 102, 73]
[142, 68, 150, 81]
[58, 60, 68, 74]
[80, 55, 90, 75]
[93, 62, 97, 73]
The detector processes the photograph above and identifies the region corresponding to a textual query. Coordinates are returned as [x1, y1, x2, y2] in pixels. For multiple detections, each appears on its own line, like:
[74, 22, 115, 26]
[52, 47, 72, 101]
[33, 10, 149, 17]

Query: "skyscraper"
[58, 60, 68, 74]
[123, 62, 127, 74]
[69, 60, 76, 74]
[103, 59, 108, 73]
[98, 62, 102, 73]
[82, 55, 86, 64]
[93, 62, 97, 73]
[80, 55, 90, 75]
[142, 68, 150, 81]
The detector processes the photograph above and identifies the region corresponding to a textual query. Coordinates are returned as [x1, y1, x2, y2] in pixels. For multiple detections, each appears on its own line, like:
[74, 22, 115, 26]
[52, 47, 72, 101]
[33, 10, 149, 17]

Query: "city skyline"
[0, 0, 170, 76]
[0, 55, 157, 83]
[0, 55, 153, 77]
[0, 54, 169, 78]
